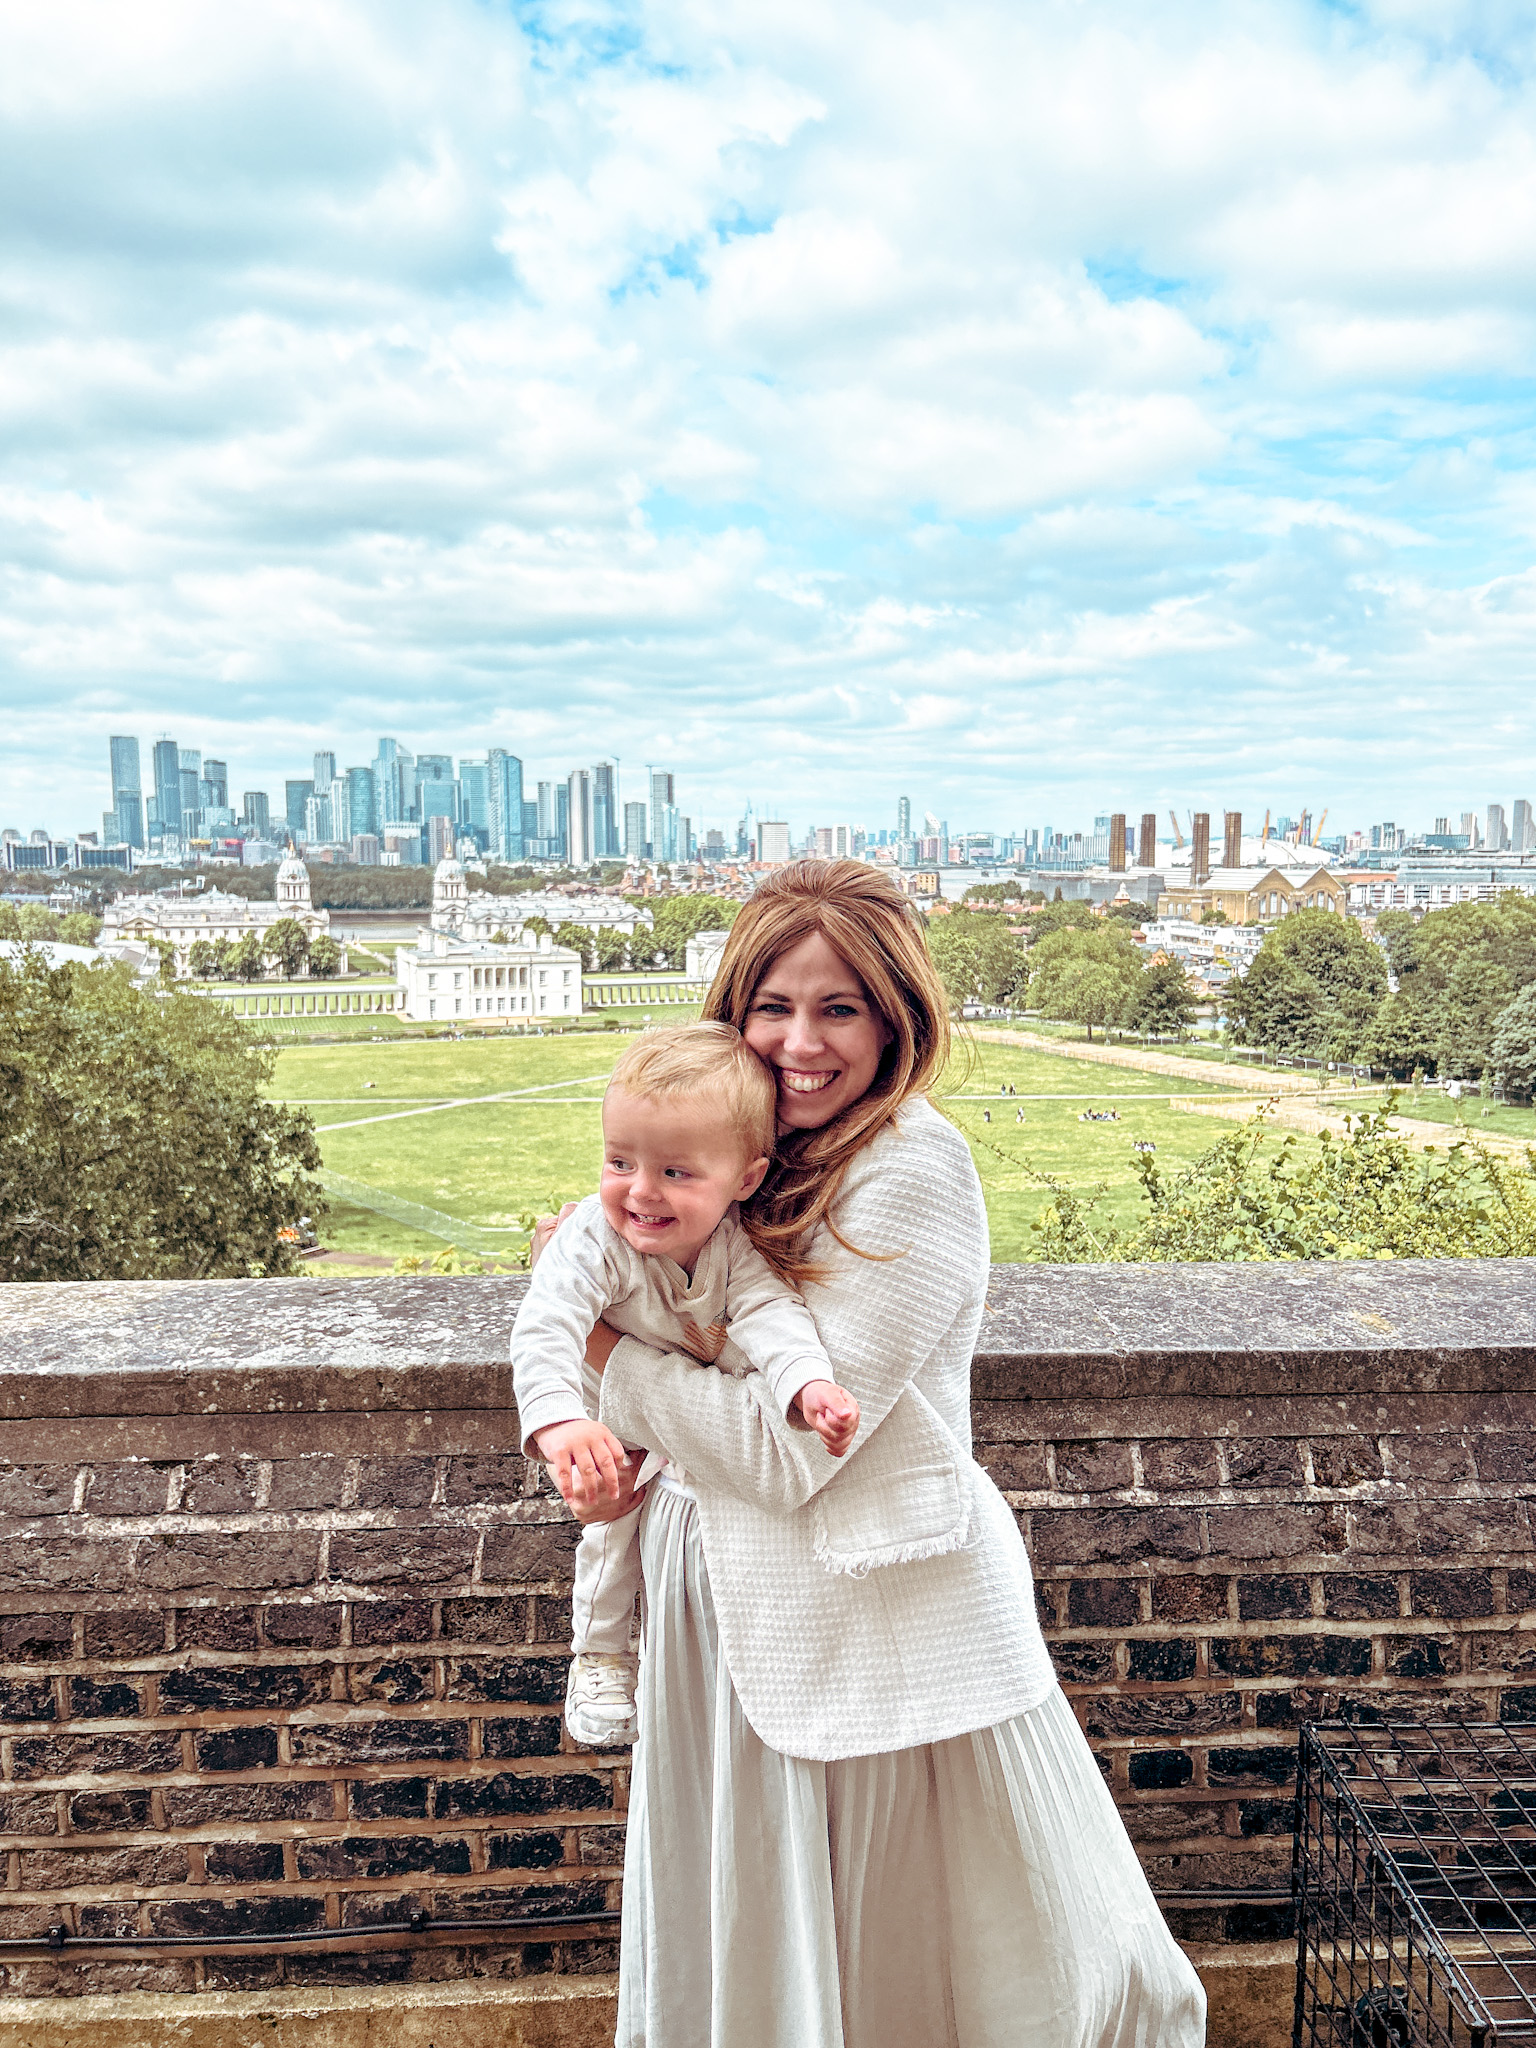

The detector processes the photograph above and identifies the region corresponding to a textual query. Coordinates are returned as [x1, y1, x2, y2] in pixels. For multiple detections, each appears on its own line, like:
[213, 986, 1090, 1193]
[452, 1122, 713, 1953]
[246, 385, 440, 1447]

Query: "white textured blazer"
[599, 1096, 1059, 1761]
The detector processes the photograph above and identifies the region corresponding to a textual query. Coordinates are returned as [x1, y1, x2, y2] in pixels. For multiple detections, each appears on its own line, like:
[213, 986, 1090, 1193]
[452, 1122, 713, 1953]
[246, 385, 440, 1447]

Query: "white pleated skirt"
[617, 1482, 1207, 2048]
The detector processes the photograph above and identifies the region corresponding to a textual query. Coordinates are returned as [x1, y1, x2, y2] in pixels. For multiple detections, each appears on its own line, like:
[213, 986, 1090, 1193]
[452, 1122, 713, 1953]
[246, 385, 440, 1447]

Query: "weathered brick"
[481, 1524, 581, 1584]
[67, 1789, 152, 1831]
[577, 1825, 625, 1865]
[1474, 1435, 1536, 1484]
[175, 1606, 260, 1651]
[1151, 1576, 1229, 1624]
[1141, 1440, 1220, 1491]
[0, 1613, 71, 1661]
[1468, 1632, 1536, 1676]
[148, 1896, 326, 1938]
[1053, 1442, 1134, 1494]
[20, 1845, 188, 1888]
[531, 1595, 573, 1645]
[1124, 1801, 1227, 1840]
[1508, 1570, 1536, 1615]
[350, 1777, 431, 1819]
[440, 1597, 522, 1645]
[161, 1665, 328, 1714]
[1310, 1438, 1384, 1489]
[339, 1890, 432, 1930]
[265, 1459, 349, 1511]
[441, 1770, 610, 1818]
[1048, 1642, 1116, 1685]
[1500, 1686, 1536, 1717]
[164, 1782, 333, 1825]
[179, 1460, 260, 1514]
[1237, 1576, 1311, 1621]
[13, 1732, 180, 1780]
[444, 1457, 522, 1507]
[66, 1676, 141, 1719]
[0, 1791, 59, 1834]
[354, 1459, 437, 1511]
[203, 1957, 285, 1993]
[1323, 1575, 1399, 1620]
[352, 1600, 434, 1646]
[0, 1466, 75, 1517]
[0, 1676, 56, 1723]
[0, 1541, 133, 1594]
[975, 1445, 1050, 1492]
[291, 1719, 471, 1765]
[329, 1532, 476, 1587]
[1030, 1509, 1203, 1567]
[480, 1715, 564, 1761]
[84, 1611, 163, 1657]
[1225, 1440, 1302, 1488]
[1067, 1580, 1141, 1629]
[1238, 1800, 1294, 1835]
[445, 1656, 566, 1706]
[1128, 1752, 1192, 1790]
[348, 1659, 434, 1706]
[1207, 1745, 1298, 1787]
[136, 1535, 319, 1592]
[1127, 1639, 1196, 1683]
[1351, 1501, 1531, 1559]
[83, 1463, 172, 1514]
[1384, 1633, 1460, 1679]
[1081, 1693, 1242, 1738]
[204, 1842, 285, 1882]
[194, 1726, 278, 1772]
[1388, 1436, 1472, 1483]
[1212, 1636, 1372, 1679]
[295, 1833, 472, 1880]
[264, 1603, 343, 1647]
[1205, 1506, 1346, 1560]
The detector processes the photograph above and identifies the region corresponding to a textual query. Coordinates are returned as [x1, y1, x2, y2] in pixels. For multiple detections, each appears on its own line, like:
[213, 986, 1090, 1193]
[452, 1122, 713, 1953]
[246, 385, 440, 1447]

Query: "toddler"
[511, 1022, 859, 1748]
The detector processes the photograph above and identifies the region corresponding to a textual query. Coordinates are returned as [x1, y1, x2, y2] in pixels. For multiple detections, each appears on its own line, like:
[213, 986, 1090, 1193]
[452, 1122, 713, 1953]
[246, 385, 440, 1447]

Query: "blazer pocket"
[813, 1454, 973, 1578]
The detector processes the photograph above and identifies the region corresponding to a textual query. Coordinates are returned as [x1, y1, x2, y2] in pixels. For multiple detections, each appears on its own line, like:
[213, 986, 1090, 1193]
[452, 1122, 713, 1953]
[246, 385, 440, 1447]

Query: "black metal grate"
[1295, 1722, 1536, 2047]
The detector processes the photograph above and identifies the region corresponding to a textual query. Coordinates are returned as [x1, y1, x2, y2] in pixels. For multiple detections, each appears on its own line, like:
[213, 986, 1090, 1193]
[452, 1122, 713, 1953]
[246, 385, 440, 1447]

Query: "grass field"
[271, 1029, 1293, 1268]
[1316, 1087, 1536, 1145]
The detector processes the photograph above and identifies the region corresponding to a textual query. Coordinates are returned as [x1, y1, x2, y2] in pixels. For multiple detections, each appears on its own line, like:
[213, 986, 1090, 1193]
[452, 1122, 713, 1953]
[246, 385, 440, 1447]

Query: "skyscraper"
[897, 796, 911, 842]
[108, 736, 144, 850]
[285, 780, 314, 838]
[242, 792, 271, 837]
[203, 760, 228, 809]
[152, 740, 182, 848]
[1488, 804, 1509, 852]
[416, 766, 457, 823]
[522, 799, 539, 847]
[178, 749, 201, 834]
[650, 770, 675, 864]
[567, 768, 593, 867]
[313, 751, 337, 790]
[487, 750, 525, 863]
[624, 801, 647, 858]
[592, 762, 619, 859]
[1515, 799, 1534, 852]
[344, 767, 378, 840]
[458, 759, 489, 844]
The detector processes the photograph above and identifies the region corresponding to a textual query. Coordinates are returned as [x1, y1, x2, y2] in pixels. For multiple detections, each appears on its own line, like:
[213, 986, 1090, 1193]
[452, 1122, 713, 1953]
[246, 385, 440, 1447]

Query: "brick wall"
[0, 1265, 1533, 1996]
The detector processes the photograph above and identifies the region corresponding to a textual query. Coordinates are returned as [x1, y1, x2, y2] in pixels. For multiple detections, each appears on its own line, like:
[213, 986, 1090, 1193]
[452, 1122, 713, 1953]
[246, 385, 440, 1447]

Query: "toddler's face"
[600, 1086, 767, 1270]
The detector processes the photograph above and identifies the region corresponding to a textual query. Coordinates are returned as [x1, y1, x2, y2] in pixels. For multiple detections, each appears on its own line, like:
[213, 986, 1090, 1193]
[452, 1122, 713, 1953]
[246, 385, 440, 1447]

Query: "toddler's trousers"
[571, 1505, 645, 1655]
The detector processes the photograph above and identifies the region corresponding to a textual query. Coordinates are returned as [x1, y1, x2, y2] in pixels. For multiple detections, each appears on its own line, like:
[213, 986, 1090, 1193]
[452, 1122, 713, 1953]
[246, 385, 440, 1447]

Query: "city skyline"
[4, 3, 1536, 837]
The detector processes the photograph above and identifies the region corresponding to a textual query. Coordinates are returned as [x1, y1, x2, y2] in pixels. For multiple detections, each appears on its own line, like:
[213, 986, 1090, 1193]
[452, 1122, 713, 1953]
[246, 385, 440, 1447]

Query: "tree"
[1132, 960, 1195, 1037]
[648, 895, 738, 969]
[56, 912, 101, 945]
[1027, 925, 1144, 1039]
[963, 881, 1028, 906]
[1020, 901, 1096, 945]
[0, 903, 60, 941]
[229, 932, 266, 982]
[308, 934, 342, 978]
[187, 940, 219, 981]
[212, 937, 235, 979]
[520, 916, 553, 940]
[1228, 910, 1386, 1060]
[594, 926, 630, 973]
[1435, 955, 1516, 1081]
[266, 918, 311, 979]
[925, 912, 1028, 1009]
[0, 951, 326, 1280]
[1492, 985, 1536, 1100]
[1200, 909, 1228, 926]
[554, 922, 596, 972]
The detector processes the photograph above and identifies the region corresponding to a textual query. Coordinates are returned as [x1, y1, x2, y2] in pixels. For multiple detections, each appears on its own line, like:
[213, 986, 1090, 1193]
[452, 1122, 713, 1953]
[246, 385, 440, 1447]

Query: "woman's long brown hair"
[702, 859, 952, 1286]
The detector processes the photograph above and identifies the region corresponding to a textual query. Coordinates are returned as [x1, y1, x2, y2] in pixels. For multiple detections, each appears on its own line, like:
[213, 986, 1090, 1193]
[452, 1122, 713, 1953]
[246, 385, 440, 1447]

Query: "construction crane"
[1261, 808, 1271, 848]
[1311, 808, 1328, 846]
[1167, 810, 1185, 850]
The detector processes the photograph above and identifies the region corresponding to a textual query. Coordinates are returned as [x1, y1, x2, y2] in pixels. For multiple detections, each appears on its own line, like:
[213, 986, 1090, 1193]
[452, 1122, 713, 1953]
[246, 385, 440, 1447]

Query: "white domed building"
[99, 854, 336, 976]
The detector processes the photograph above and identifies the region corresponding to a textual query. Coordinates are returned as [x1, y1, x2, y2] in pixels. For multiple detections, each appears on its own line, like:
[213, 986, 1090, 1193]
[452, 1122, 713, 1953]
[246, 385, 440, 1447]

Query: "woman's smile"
[779, 1068, 839, 1095]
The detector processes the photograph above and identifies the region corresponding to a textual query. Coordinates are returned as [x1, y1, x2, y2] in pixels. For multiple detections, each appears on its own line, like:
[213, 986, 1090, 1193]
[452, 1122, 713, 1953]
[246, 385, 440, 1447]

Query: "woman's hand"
[529, 1202, 579, 1268]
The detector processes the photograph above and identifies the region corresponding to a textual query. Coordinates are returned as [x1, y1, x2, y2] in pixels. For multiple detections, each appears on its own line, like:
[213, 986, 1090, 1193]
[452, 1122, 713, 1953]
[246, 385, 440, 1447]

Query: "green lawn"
[272, 1029, 1285, 1267]
[1317, 1088, 1536, 1145]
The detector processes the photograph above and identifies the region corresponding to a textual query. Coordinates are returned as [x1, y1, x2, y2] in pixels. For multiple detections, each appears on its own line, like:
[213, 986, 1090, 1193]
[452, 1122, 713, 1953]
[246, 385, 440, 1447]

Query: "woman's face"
[742, 931, 892, 1132]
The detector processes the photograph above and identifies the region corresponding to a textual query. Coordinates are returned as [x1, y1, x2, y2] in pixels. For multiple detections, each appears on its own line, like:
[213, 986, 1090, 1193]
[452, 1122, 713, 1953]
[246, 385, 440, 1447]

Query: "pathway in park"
[974, 1029, 1324, 1094]
[1174, 1091, 1536, 1161]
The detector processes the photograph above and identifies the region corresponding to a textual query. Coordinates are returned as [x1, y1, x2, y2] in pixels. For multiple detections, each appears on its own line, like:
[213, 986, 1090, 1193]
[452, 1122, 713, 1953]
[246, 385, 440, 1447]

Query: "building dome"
[276, 853, 312, 908]
[432, 854, 469, 932]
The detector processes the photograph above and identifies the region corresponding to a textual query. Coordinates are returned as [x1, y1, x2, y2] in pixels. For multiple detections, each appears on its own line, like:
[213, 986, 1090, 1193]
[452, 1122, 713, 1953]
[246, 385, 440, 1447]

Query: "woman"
[562, 860, 1204, 2048]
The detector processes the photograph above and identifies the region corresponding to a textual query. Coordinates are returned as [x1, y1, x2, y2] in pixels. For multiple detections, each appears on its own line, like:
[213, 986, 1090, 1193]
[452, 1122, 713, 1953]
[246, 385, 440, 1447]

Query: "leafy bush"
[0, 950, 325, 1280]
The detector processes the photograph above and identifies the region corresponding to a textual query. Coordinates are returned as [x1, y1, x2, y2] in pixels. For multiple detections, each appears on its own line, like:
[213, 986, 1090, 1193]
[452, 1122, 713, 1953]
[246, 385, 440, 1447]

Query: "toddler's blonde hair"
[607, 1022, 775, 1163]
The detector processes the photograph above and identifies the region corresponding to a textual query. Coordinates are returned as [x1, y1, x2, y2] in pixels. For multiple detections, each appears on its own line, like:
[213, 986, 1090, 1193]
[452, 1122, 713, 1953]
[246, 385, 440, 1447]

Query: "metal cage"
[1295, 1722, 1536, 2047]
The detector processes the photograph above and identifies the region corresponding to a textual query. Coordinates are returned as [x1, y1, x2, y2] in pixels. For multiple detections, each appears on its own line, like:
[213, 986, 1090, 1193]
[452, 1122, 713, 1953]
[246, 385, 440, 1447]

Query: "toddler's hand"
[795, 1379, 860, 1458]
[534, 1417, 631, 1507]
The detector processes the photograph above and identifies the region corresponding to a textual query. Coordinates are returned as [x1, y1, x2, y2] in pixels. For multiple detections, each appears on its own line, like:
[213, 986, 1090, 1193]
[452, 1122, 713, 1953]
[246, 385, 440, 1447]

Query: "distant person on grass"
[531, 860, 1204, 2048]
[511, 1023, 860, 1748]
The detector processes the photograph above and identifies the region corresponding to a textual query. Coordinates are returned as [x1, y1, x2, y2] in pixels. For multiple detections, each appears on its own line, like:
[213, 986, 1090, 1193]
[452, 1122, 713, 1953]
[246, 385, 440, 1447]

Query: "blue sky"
[4, 0, 1536, 843]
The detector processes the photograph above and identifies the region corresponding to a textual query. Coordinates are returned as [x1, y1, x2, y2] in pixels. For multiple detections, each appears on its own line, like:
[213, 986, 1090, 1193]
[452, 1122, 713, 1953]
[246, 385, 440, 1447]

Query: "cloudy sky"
[4, 0, 1536, 845]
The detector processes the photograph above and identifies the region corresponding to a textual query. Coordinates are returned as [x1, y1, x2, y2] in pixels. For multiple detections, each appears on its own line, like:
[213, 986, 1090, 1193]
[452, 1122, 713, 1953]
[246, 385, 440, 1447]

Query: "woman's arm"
[598, 1115, 986, 1513]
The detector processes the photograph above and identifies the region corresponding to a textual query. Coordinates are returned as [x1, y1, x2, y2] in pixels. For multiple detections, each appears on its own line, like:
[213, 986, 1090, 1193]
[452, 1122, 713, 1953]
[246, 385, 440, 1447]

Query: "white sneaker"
[565, 1652, 639, 1748]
